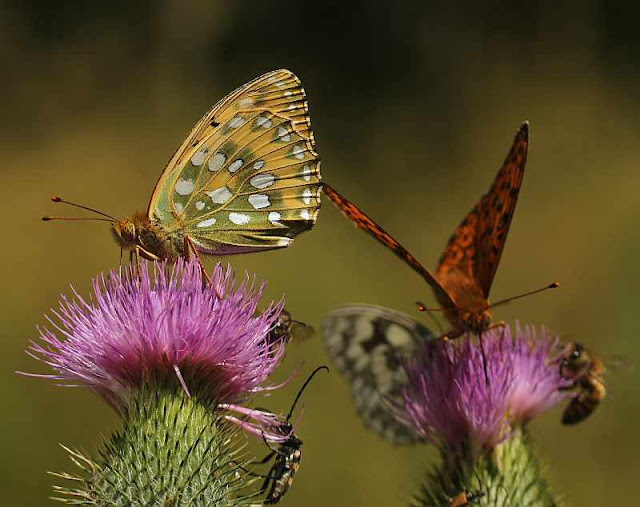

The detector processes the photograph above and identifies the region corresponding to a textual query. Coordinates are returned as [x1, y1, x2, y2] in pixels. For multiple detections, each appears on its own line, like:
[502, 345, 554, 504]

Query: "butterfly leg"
[183, 237, 224, 299]
[487, 321, 507, 332]
[129, 248, 143, 278]
[439, 329, 463, 343]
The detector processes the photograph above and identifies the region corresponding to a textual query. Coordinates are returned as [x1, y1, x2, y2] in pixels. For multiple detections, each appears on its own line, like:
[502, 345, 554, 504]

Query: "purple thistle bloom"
[27, 259, 285, 412]
[400, 324, 571, 451]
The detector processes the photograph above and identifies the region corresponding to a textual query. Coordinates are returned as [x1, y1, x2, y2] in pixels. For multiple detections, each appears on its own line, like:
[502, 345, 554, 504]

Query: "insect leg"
[184, 237, 218, 290]
[230, 460, 272, 479]
[487, 321, 507, 332]
[261, 432, 287, 457]
[260, 470, 275, 496]
[253, 450, 277, 465]
[129, 248, 142, 278]
[439, 329, 463, 342]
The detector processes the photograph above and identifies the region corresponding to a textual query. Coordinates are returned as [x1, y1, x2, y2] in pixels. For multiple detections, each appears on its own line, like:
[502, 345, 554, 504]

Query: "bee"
[558, 342, 606, 425]
[246, 366, 328, 504]
[446, 489, 485, 506]
[267, 309, 315, 348]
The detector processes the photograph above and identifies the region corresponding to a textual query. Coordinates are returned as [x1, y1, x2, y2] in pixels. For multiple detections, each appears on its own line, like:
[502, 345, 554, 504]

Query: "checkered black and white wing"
[322, 304, 434, 444]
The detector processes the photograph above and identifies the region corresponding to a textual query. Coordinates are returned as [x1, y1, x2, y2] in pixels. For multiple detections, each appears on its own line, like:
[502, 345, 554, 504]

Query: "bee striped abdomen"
[562, 376, 606, 425]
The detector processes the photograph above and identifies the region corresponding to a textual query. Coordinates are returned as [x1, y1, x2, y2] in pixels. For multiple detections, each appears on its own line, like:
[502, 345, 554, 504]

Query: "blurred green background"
[2, 1, 639, 505]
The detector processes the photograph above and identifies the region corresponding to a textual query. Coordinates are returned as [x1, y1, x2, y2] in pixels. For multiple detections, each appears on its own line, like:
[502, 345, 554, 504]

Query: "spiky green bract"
[51, 381, 257, 506]
[414, 429, 560, 507]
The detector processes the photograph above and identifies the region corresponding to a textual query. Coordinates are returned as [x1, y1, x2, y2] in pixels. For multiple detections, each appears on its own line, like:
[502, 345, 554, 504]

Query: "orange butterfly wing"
[323, 183, 455, 308]
[437, 122, 528, 298]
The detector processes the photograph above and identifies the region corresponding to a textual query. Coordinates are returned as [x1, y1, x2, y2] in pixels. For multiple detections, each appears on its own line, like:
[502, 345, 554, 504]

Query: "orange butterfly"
[324, 122, 557, 339]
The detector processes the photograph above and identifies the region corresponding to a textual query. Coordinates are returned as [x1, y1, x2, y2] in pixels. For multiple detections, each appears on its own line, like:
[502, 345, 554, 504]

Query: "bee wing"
[290, 321, 316, 341]
[322, 304, 434, 444]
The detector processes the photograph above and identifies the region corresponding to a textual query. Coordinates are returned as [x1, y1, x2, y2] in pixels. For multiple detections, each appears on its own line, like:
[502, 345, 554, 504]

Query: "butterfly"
[322, 304, 434, 444]
[45, 69, 322, 270]
[323, 123, 552, 339]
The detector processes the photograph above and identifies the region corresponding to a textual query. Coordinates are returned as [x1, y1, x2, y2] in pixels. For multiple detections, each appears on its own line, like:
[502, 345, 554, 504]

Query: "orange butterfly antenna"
[42, 195, 117, 222]
[488, 282, 560, 309]
[416, 301, 446, 312]
[416, 282, 559, 313]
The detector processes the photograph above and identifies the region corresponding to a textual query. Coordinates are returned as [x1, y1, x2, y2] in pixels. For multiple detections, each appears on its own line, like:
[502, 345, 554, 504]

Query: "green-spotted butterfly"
[44, 69, 322, 267]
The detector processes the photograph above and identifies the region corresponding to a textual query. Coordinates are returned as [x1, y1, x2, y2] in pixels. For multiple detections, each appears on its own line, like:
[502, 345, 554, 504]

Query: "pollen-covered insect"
[558, 342, 606, 425]
[323, 123, 556, 340]
[44, 69, 322, 271]
[323, 304, 434, 444]
[246, 366, 328, 504]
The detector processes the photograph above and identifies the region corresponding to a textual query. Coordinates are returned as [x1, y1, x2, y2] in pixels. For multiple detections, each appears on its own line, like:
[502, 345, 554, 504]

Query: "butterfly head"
[112, 217, 137, 248]
[459, 308, 492, 334]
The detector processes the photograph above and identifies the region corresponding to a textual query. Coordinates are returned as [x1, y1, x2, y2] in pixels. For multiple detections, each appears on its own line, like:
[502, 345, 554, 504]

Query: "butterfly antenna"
[42, 216, 113, 222]
[415, 301, 447, 312]
[489, 282, 559, 309]
[416, 301, 445, 335]
[46, 195, 117, 221]
[286, 366, 329, 422]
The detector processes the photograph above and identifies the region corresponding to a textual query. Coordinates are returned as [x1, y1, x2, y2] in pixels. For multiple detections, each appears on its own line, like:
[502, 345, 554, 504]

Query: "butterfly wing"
[148, 69, 321, 255]
[322, 304, 434, 444]
[437, 122, 528, 298]
[323, 183, 456, 308]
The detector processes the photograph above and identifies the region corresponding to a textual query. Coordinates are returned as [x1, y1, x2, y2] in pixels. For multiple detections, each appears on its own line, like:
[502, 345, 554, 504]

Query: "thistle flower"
[399, 324, 571, 506]
[25, 259, 289, 505]
[401, 324, 570, 452]
[28, 258, 285, 412]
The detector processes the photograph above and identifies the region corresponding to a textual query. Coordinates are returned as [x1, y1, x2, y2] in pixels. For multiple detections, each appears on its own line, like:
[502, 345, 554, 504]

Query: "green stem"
[415, 429, 561, 506]
[52, 383, 255, 506]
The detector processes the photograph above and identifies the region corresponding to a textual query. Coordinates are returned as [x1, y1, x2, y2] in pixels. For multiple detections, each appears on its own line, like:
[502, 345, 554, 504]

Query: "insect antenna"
[42, 216, 113, 222]
[43, 195, 117, 221]
[286, 366, 329, 422]
[488, 282, 559, 309]
[416, 301, 445, 335]
[415, 301, 446, 312]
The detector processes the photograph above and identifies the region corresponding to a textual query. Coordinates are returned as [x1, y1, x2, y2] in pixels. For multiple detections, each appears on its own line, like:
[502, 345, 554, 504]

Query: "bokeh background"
[2, 1, 639, 505]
